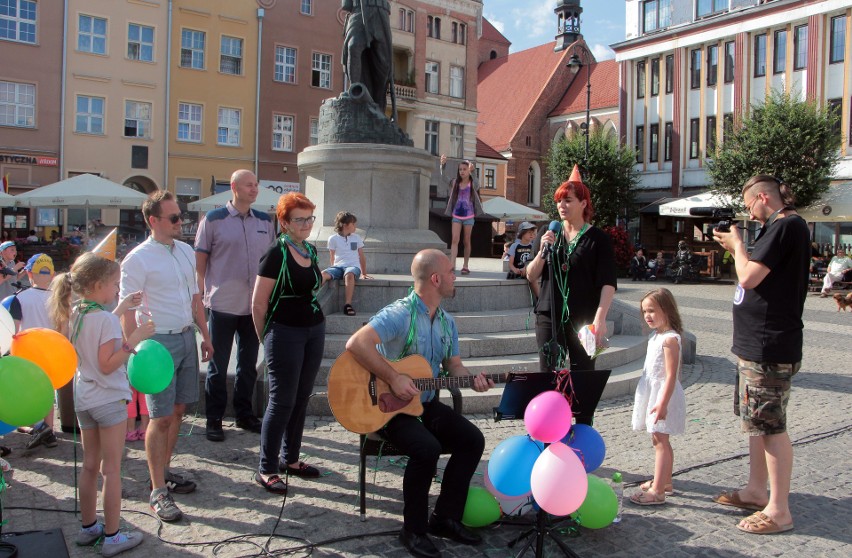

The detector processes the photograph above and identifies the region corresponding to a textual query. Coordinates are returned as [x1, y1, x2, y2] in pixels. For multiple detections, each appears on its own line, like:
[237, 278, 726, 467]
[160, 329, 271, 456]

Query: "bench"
[809, 271, 852, 293]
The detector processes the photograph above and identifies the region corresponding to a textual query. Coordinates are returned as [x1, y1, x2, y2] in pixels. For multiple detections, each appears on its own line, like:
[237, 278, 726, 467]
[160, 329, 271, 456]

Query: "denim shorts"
[77, 400, 128, 429]
[323, 266, 361, 280]
[146, 329, 199, 418]
[735, 359, 799, 436]
[452, 217, 475, 226]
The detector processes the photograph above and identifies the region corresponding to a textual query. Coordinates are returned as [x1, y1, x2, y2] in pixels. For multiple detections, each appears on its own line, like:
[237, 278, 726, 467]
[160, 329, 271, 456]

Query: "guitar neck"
[414, 372, 509, 391]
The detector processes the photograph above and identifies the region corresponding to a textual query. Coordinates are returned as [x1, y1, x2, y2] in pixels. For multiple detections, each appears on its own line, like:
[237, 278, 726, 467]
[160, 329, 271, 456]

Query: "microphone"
[688, 207, 719, 217]
[543, 220, 560, 262]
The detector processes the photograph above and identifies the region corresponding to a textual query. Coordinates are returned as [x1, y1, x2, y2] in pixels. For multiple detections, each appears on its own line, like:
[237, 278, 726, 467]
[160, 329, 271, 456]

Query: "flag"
[1, 174, 8, 194]
[91, 228, 117, 261]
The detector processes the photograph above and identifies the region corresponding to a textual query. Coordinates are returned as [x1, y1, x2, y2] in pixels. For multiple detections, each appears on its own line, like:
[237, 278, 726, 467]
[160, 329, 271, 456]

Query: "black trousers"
[382, 399, 485, 534]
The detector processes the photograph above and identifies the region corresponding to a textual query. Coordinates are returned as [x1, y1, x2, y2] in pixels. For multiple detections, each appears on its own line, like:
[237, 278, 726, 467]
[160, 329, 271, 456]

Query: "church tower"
[554, 0, 583, 52]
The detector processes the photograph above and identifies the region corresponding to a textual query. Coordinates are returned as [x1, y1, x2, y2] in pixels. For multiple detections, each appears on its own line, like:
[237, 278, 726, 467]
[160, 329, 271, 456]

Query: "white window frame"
[177, 102, 202, 143]
[272, 114, 294, 152]
[0, 80, 35, 128]
[127, 23, 154, 62]
[124, 100, 151, 138]
[311, 52, 332, 89]
[425, 120, 439, 155]
[449, 66, 464, 98]
[217, 107, 240, 146]
[220, 35, 243, 75]
[450, 123, 464, 158]
[0, 0, 37, 44]
[274, 45, 297, 83]
[180, 28, 205, 69]
[300, 0, 312, 16]
[425, 61, 439, 94]
[309, 117, 319, 146]
[78, 14, 107, 55]
[75, 95, 105, 135]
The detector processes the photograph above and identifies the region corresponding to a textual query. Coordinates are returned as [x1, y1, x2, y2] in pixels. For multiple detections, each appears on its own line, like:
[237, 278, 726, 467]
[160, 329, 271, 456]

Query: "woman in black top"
[252, 192, 327, 493]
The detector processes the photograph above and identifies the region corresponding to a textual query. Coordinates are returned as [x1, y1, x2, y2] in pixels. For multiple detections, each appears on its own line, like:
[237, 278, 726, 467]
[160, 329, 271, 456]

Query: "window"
[450, 124, 464, 158]
[649, 123, 659, 163]
[217, 107, 240, 146]
[706, 45, 718, 86]
[754, 34, 766, 77]
[773, 29, 786, 74]
[793, 25, 807, 71]
[724, 41, 735, 83]
[665, 54, 674, 94]
[637, 61, 646, 98]
[425, 120, 438, 155]
[689, 118, 699, 159]
[459, 23, 466, 45]
[300, 0, 312, 16]
[642, 0, 671, 33]
[635, 125, 644, 163]
[449, 66, 464, 98]
[177, 102, 202, 142]
[0, 0, 37, 44]
[827, 98, 842, 141]
[180, 29, 205, 69]
[664, 122, 673, 162]
[830, 16, 846, 64]
[311, 52, 331, 88]
[427, 16, 441, 39]
[723, 113, 734, 141]
[124, 101, 151, 138]
[0, 80, 34, 127]
[407, 10, 414, 32]
[706, 116, 717, 156]
[220, 36, 243, 75]
[78, 15, 107, 55]
[272, 114, 294, 151]
[128, 23, 154, 62]
[274, 46, 296, 83]
[452, 22, 458, 43]
[696, 0, 726, 18]
[690, 49, 701, 89]
[75, 95, 104, 135]
[425, 62, 439, 94]
[650, 58, 660, 97]
[175, 177, 201, 206]
[309, 117, 318, 146]
[483, 166, 496, 190]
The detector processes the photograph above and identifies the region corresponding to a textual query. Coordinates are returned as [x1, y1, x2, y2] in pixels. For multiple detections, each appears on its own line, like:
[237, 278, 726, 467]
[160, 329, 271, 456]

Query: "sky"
[482, 0, 627, 60]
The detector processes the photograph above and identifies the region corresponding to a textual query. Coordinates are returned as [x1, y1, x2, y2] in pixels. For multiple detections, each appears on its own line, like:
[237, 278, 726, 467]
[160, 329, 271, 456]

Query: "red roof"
[481, 18, 511, 46]
[478, 42, 572, 152]
[476, 138, 507, 160]
[549, 59, 619, 116]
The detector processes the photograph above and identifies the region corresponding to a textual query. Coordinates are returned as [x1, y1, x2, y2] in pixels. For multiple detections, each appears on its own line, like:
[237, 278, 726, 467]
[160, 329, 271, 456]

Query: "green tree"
[544, 128, 639, 227]
[707, 91, 841, 208]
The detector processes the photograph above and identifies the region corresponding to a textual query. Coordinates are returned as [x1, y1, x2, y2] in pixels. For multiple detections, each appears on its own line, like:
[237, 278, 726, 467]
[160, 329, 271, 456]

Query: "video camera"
[0, 266, 17, 277]
[689, 207, 736, 235]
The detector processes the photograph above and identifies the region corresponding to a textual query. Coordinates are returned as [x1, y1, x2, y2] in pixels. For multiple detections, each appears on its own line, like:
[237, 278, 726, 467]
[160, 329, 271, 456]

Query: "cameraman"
[0, 241, 25, 300]
[711, 175, 809, 535]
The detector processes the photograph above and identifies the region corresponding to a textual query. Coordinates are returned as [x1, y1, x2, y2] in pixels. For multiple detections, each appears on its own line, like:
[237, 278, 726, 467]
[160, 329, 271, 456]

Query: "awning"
[481, 196, 548, 221]
[639, 197, 678, 215]
[798, 182, 852, 222]
[659, 191, 736, 217]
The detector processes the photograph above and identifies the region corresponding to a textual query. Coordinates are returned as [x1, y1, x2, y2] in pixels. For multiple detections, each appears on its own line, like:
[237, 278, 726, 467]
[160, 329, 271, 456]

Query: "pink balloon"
[530, 442, 588, 516]
[524, 390, 572, 443]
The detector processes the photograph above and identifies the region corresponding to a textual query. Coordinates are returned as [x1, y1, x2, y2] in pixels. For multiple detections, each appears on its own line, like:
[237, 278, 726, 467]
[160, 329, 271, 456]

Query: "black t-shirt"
[732, 214, 810, 363]
[532, 224, 618, 327]
[258, 241, 324, 328]
[512, 243, 534, 270]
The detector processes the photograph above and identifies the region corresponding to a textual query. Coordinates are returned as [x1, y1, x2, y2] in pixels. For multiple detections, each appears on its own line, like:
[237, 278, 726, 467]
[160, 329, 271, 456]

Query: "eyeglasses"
[158, 213, 182, 224]
[290, 216, 317, 226]
[744, 194, 760, 214]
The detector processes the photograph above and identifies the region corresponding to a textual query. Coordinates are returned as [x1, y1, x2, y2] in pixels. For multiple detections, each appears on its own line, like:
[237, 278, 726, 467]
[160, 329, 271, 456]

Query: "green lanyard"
[550, 222, 589, 369]
[263, 235, 320, 338]
[397, 291, 452, 376]
[70, 300, 105, 345]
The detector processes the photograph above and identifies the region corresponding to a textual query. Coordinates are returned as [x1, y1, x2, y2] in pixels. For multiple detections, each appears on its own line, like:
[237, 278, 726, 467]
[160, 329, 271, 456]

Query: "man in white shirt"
[120, 191, 213, 522]
[820, 248, 852, 296]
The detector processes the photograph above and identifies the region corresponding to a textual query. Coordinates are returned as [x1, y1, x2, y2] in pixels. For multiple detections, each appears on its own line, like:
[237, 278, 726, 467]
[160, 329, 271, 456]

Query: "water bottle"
[611, 472, 624, 523]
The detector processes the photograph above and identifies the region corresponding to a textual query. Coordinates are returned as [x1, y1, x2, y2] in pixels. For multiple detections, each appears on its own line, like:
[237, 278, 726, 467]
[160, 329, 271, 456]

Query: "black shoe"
[235, 415, 262, 433]
[206, 419, 225, 442]
[399, 528, 441, 558]
[428, 514, 481, 546]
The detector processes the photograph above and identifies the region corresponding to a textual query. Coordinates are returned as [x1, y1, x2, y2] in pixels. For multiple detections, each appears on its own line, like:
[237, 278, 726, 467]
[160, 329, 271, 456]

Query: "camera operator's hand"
[713, 224, 742, 254]
[13, 262, 24, 274]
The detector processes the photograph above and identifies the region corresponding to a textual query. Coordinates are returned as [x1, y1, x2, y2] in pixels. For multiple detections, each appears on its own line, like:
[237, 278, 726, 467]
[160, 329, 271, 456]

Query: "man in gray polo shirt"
[196, 169, 275, 441]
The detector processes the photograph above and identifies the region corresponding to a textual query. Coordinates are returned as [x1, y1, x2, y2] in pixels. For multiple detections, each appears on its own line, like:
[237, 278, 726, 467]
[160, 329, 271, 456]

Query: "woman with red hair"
[251, 192, 328, 493]
[525, 166, 617, 425]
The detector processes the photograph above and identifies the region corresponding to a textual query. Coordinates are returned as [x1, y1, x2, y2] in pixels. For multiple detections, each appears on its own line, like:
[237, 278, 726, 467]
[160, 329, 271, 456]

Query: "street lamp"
[567, 45, 593, 175]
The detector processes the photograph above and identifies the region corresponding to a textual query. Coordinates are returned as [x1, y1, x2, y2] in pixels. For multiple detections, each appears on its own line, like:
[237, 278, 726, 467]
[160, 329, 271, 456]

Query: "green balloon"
[0, 356, 55, 427]
[128, 340, 175, 394]
[462, 486, 501, 528]
[570, 475, 618, 529]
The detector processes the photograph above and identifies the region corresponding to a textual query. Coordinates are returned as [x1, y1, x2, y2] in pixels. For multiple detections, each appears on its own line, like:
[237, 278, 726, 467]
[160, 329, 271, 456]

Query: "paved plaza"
[2, 277, 851, 557]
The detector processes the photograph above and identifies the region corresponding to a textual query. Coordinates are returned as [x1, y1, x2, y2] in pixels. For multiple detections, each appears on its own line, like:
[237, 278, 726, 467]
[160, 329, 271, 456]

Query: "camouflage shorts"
[734, 360, 800, 436]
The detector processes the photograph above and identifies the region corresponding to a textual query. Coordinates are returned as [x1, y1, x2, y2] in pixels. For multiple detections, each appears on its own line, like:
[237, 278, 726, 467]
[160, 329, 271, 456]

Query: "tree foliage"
[544, 128, 639, 227]
[706, 90, 840, 209]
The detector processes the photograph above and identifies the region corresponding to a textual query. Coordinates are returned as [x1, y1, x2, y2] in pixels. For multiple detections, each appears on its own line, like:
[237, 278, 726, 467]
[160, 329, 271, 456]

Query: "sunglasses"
[158, 213, 182, 224]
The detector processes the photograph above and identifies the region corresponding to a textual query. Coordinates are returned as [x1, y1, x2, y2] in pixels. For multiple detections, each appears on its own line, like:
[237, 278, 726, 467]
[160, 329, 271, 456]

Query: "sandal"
[281, 460, 320, 478]
[713, 490, 765, 512]
[343, 304, 356, 316]
[736, 511, 793, 535]
[125, 430, 138, 442]
[640, 480, 674, 496]
[254, 471, 288, 494]
[629, 490, 666, 506]
[460, 268, 470, 275]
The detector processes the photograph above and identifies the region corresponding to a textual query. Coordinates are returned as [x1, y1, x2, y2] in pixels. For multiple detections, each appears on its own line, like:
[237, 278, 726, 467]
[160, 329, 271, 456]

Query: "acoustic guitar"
[327, 350, 544, 434]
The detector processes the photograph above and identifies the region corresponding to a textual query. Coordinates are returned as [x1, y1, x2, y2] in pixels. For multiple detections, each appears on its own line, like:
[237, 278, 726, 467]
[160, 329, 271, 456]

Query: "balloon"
[483, 467, 530, 516]
[524, 390, 572, 443]
[128, 340, 175, 394]
[530, 442, 588, 516]
[0, 420, 14, 436]
[11, 328, 78, 389]
[0, 357, 54, 427]
[461, 486, 501, 528]
[487, 435, 543, 497]
[0, 296, 14, 311]
[571, 475, 618, 529]
[562, 424, 606, 473]
[0, 304, 15, 354]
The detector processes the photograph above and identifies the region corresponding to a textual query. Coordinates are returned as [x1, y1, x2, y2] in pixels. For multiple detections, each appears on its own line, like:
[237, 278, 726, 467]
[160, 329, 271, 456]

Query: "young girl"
[630, 288, 686, 506]
[321, 211, 372, 316]
[441, 154, 483, 274]
[49, 253, 155, 556]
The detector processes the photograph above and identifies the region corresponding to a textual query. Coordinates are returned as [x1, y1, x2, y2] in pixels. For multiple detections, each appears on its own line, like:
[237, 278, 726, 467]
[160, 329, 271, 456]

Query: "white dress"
[631, 330, 686, 435]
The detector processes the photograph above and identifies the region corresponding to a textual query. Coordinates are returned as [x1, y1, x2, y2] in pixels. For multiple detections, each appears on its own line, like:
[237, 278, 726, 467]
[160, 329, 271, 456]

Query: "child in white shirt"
[321, 211, 372, 316]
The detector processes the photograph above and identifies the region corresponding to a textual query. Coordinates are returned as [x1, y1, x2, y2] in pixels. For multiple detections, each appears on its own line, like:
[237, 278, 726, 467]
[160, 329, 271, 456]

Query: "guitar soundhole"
[378, 393, 410, 413]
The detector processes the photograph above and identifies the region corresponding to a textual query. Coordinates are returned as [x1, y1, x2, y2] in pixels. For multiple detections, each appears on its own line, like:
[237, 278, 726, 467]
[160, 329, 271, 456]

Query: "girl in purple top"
[442, 156, 483, 274]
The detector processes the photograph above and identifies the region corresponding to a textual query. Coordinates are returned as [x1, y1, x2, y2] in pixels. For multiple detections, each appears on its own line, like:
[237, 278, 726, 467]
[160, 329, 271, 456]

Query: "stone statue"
[341, 0, 396, 121]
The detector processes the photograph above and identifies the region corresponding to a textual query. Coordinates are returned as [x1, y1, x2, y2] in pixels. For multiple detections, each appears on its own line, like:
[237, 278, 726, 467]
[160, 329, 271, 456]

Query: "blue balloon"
[487, 435, 544, 497]
[562, 424, 606, 473]
[1, 296, 15, 312]
[0, 420, 14, 436]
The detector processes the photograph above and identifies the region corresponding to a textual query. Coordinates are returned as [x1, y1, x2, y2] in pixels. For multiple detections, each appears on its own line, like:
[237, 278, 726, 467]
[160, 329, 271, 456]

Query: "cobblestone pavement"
[2, 282, 850, 557]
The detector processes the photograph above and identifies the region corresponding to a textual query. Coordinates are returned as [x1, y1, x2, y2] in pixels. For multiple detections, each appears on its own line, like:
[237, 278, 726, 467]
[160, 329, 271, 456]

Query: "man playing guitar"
[346, 249, 493, 558]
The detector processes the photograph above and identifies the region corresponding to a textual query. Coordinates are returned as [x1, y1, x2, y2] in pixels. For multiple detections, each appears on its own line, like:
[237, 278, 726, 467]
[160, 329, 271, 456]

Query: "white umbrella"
[0, 192, 15, 208]
[798, 182, 852, 222]
[187, 187, 282, 213]
[482, 196, 548, 221]
[658, 191, 736, 217]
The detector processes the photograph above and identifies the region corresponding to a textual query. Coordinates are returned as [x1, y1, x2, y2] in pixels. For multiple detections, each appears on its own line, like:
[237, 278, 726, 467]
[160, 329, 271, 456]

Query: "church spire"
[554, 0, 583, 52]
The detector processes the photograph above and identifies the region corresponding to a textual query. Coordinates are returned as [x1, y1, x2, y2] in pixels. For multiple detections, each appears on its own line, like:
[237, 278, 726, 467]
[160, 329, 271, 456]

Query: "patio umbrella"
[187, 187, 282, 213]
[0, 192, 15, 208]
[658, 191, 737, 217]
[482, 196, 548, 221]
[798, 182, 852, 222]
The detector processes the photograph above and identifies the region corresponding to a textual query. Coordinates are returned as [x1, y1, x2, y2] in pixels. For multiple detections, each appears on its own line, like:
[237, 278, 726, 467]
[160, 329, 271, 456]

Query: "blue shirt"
[369, 291, 460, 402]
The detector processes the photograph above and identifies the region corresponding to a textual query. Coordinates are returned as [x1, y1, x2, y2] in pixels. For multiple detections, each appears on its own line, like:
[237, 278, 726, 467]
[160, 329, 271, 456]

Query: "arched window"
[490, 50, 497, 60]
[603, 120, 617, 140]
[527, 161, 541, 206]
[553, 127, 566, 145]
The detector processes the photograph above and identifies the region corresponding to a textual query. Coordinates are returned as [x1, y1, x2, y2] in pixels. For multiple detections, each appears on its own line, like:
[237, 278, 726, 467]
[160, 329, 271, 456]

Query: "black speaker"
[0, 529, 70, 558]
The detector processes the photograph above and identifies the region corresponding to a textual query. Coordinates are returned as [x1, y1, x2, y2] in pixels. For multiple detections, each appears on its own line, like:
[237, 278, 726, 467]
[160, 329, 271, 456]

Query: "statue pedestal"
[298, 143, 445, 274]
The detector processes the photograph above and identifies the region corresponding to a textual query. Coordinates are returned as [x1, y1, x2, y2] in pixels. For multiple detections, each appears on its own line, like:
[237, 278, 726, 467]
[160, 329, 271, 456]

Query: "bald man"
[346, 249, 493, 558]
[195, 170, 275, 441]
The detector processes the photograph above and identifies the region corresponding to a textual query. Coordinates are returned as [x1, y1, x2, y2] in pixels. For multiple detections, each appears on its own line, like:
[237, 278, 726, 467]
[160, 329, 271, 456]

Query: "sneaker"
[206, 419, 225, 442]
[101, 530, 143, 557]
[75, 522, 104, 546]
[150, 491, 183, 522]
[42, 430, 58, 448]
[25, 424, 56, 450]
[164, 470, 196, 494]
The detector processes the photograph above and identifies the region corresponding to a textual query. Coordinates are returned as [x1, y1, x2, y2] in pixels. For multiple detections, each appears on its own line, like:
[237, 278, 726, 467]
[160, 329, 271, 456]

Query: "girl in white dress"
[630, 288, 685, 506]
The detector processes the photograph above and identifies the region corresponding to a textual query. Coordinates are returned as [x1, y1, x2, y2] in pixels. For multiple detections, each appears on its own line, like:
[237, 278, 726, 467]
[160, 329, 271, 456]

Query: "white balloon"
[0, 305, 15, 354]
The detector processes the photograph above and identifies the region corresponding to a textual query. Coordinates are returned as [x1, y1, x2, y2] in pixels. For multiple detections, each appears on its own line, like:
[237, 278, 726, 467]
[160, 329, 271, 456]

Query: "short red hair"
[553, 180, 594, 222]
[276, 192, 316, 226]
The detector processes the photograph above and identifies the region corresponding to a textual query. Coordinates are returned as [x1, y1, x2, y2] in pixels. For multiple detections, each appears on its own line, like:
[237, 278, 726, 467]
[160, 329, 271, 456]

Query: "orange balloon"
[11, 328, 78, 389]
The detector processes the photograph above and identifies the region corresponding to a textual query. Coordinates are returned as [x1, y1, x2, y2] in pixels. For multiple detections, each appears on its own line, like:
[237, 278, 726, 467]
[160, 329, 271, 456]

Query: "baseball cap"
[518, 222, 536, 233]
[25, 253, 54, 275]
[0, 241, 15, 251]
